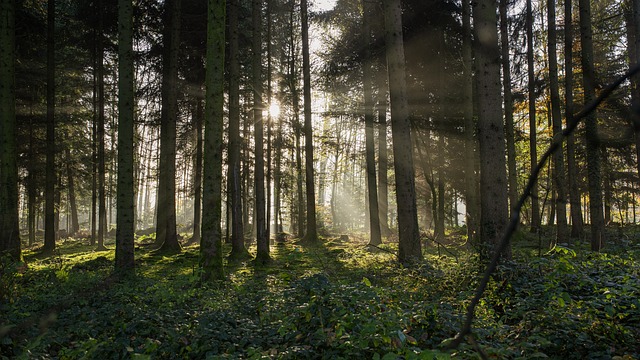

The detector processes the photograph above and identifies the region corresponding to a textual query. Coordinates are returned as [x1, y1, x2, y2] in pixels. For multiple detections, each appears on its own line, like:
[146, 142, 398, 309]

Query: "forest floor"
[1, 228, 640, 359]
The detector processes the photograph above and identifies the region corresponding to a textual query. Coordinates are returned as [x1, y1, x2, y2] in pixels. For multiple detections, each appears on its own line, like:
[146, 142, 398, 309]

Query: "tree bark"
[362, 0, 381, 246]
[115, 0, 136, 273]
[190, 100, 203, 244]
[462, 0, 478, 243]
[579, 0, 604, 251]
[301, 0, 318, 242]
[65, 148, 79, 236]
[253, 0, 270, 262]
[0, 0, 20, 260]
[548, 0, 569, 244]
[565, 0, 584, 238]
[383, 0, 422, 264]
[96, 0, 107, 251]
[475, 0, 511, 260]
[500, 0, 518, 216]
[156, 0, 182, 253]
[526, 0, 541, 233]
[201, 0, 226, 281]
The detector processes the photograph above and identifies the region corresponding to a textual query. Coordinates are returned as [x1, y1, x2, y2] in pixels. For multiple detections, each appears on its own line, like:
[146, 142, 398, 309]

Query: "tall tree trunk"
[362, 0, 381, 246]
[190, 100, 203, 244]
[96, 0, 107, 251]
[0, 0, 20, 260]
[201, 0, 226, 281]
[565, 0, 584, 237]
[227, 0, 247, 258]
[65, 148, 79, 236]
[266, 0, 273, 240]
[253, 0, 270, 262]
[156, 0, 182, 253]
[579, 0, 604, 251]
[500, 0, 518, 215]
[28, 119, 36, 246]
[474, 0, 511, 260]
[462, 0, 478, 243]
[115, 0, 135, 273]
[377, 87, 390, 237]
[527, 0, 541, 233]
[43, 0, 56, 254]
[383, 0, 422, 264]
[627, 0, 640, 182]
[301, 0, 317, 242]
[548, 0, 569, 244]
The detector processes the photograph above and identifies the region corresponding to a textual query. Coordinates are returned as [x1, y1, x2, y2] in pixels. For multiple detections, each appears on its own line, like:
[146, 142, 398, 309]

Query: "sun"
[268, 102, 281, 118]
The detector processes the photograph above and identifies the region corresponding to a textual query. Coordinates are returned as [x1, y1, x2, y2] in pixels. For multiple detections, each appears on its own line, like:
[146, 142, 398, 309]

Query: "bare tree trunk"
[43, 0, 56, 254]
[65, 148, 79, 236]
[115, 0, 136, 273]
[475, 0, 511, 260]
[462, 0, 478, 243]
[0, 0, 21, 260]
[201, 0, 226, 281]
[190, 100, 203, 244]
[579, 0, 604, 251]
[565, 0, 584, 238]
[527, 0, 541, 233]
[500, 0, 518, 216]
[362, 0, 381, 246]
[383, 0, 422, 264]
[548, 0, 569, 244]
[253, 0, 270, 262]
[300, 0, 317, 242]
[156, 0, 182, 253]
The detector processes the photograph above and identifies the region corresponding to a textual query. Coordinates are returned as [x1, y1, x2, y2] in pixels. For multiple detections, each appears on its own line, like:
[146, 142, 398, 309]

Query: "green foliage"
[1, 237, 639, 359]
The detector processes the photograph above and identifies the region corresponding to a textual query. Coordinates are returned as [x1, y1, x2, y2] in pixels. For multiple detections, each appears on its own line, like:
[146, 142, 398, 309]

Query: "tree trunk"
[500, 0, 518, 216]
[190, 100, 203, 244]
[201, 0, 226, 281]
[227, 0, 245, 257]
[43, 0, 56, 254]
[156, 0, 182, 253]
[526, 0, 541, 233]
[383, 0, 422, 264]
[115, 0, 136, 273]
[96, 0, 107, 251]
[253, 0, 270, 262]
[565, 0, 584, 238]
[474, 0, 511, 260]
[301, 0, 317, 242]
[579, 0, 604, 251]
[65, 148, 79, 236]
[0, 0, 20, 260]
[462, 0, 478, 243]
[548, 0, 569, 244]
[362, 0, 381, 246]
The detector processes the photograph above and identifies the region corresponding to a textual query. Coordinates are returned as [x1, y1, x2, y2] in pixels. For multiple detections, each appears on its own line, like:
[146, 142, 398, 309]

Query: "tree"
[253, 0, 270, 262]
[579, 0, 605, 251]
[301, 0, 318, 242]
[0, 0, 20, 260]
[526, 0, 541, 233]
[227, 0, 249, 259]
[500, 0, 518, 215]
[565, 0, 584, 238]
[43, 0, 56, 255]
[548, 0, 569, 244]
[462, 0, 478, 243]
[156, 0, 182, 253]
[362, 0, 381, 246]
[115, 0, 135, 273]
[96, 0, 108, 251]
[475, 0, 511, 260]
[200, 0, 226, 281]
[382, 0, 422, 264]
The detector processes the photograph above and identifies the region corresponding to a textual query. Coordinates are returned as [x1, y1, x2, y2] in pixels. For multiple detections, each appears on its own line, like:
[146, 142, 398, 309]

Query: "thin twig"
[446, 63, 640, 350]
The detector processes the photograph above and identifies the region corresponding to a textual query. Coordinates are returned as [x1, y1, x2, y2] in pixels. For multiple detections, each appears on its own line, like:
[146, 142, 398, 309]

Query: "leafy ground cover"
[1, 230, 639, 359]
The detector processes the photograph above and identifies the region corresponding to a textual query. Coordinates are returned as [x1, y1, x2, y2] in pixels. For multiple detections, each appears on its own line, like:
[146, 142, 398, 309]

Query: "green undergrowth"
[1, 233, 640, 359]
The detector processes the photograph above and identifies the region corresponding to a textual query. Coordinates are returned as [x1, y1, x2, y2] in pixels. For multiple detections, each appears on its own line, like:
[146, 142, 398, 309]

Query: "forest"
[1, 0, 640, 358]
